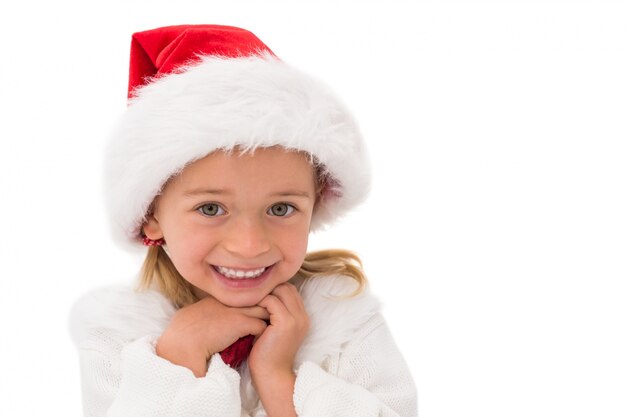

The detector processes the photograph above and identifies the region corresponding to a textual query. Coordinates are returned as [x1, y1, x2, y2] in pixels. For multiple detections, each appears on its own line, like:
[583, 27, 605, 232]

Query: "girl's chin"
[214, 292, 268, 308]
[191, 285, 265, 307]
[192, 264, 298, 307]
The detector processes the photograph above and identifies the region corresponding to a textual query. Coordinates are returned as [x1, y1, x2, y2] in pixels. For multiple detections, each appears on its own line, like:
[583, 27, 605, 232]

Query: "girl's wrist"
[249, 358, 294, 381]
[252, 368, 297, 417]
[156, 334, 209, 378]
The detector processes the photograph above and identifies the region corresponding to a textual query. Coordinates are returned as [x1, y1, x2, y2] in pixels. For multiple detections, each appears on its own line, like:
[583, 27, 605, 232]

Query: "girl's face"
[143, 147, 317, 307]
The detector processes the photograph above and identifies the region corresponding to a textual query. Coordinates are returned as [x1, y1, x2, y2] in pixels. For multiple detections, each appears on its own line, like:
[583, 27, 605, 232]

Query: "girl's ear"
[142, 214, 164, 240]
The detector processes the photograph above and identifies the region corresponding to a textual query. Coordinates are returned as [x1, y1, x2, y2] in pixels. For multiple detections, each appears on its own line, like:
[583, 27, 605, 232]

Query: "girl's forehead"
[167, 147, 317, 191]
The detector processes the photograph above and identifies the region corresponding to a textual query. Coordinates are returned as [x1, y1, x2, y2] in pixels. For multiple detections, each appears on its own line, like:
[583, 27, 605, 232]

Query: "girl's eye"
[198, 203, 226, 217]
[268, 203, 295, 217]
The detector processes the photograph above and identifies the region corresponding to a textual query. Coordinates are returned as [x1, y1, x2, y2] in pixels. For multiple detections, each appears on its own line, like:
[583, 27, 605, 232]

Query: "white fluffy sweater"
[69, 275, 417, 416]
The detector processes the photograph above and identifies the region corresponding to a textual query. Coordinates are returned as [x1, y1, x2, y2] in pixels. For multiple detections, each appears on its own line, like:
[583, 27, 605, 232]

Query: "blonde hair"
[138, 247, 367, 308]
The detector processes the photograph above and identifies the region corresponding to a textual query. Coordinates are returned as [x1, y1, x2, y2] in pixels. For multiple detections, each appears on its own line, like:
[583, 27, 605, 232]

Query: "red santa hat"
[104, 24, 370, 252]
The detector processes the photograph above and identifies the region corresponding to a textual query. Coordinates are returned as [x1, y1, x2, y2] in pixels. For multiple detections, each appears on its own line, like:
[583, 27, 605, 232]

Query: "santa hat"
[104, 24, 370, 252]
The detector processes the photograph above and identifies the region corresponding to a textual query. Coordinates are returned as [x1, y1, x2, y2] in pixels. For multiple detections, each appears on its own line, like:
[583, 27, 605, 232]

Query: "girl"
[70, 24, 417, 417]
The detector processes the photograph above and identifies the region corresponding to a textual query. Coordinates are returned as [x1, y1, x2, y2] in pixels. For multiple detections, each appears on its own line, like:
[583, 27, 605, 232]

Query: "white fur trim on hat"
[104, 51, 370, 252]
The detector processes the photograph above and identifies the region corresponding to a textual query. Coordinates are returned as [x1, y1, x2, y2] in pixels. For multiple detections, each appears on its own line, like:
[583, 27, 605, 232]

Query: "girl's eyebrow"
[271, 190, 311, 198]
[183, 188, 231, 197]
[183, 188, 311, 199]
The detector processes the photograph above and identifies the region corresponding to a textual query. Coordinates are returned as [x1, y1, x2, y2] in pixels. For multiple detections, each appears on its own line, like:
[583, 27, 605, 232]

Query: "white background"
[0, 0, 625, 416]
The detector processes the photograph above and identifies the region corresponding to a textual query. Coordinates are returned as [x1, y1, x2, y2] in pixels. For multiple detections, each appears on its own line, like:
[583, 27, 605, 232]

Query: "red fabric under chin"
[219, 335, 255, 368]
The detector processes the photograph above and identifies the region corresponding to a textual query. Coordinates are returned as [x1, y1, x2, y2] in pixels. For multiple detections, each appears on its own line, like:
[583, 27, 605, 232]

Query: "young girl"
[70, 24, 417, 417]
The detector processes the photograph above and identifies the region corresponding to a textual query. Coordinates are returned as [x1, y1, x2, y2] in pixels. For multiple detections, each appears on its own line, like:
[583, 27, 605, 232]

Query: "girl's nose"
[223, 217, 271, 259]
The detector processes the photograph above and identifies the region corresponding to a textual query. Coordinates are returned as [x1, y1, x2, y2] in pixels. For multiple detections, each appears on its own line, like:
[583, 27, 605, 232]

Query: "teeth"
[216, 266, 267, 279]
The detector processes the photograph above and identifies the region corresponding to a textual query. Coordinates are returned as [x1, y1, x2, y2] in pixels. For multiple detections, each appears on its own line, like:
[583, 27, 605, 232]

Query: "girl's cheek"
[290, 231, 310, 257]
[169, 231, 209, 263]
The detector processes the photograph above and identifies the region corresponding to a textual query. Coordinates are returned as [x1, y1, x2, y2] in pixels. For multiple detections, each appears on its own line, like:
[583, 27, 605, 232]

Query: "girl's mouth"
[215, 265, 267, 279]
[211, 264, 275, 288]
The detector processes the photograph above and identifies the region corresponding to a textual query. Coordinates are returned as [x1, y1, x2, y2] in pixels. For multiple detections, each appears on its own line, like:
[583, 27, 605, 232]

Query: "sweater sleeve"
[292, 313, 417, 417]
[75, 331, 242, 417]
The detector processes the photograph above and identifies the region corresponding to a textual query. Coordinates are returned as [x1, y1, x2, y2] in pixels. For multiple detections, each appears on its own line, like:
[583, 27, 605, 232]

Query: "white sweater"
[69, 275, 417, 416]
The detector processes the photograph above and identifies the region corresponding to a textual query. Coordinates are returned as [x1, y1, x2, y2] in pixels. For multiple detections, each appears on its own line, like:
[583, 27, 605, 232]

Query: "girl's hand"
[248, 283, 310, 379]
[248, 283, 309, 417]
[156, 296, 269, 377]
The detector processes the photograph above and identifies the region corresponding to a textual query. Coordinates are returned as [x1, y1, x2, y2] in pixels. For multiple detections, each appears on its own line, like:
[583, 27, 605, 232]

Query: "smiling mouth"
[212, 265, 271, 279]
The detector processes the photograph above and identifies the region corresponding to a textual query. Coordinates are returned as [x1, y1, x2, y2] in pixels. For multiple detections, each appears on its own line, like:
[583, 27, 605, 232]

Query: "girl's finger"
[271, 283, 305, 315]
[258, 294, 289, 319]
[238, 317, 268, 337]
[239, 305, 270, 320]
